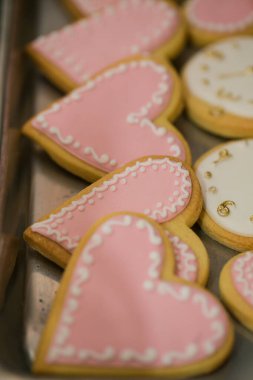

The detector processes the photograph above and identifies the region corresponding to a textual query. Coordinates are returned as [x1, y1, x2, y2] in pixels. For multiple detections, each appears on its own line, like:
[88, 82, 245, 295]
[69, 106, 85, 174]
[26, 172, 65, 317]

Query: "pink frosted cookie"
[166, 227, 209, 286]
[24, 156, 203, 268]
[220, 251, 253, 332]
[184, 0, 253, 46]
[33, 212, 233, 377]
[23, 57, 188, 182]
[63, 0, 118, 18]
[27, 0, 185, 91]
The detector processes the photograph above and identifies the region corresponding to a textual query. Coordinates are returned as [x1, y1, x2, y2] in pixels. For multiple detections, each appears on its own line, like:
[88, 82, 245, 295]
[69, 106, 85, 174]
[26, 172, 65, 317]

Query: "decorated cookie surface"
[33, 212, 232, 377]
[23, 58, 188, 182]
[220, 251, 253, 332]
[185, 0, 253, 46]
[183, 37, 253, 137]
[63, 0, 118, 17]
[24, 156, 202, 268]
[195, 139, 253, 251]
[28, 0, 184, 91]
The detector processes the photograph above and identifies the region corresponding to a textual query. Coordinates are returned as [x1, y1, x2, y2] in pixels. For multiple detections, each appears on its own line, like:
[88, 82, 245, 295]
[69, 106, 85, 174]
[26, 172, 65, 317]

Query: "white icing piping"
[34, 0, 178, 83]
[120, 348, 157, 363]
[193, 293, 220, 319]
[31, 158, 192, 250]
[232, 251, 253, 305]
[186, 0, 253, 33]
[166, 232, 198, 282]
[32, 59, 182, 170]
[46, 214, 226, 366]
[161, 343, 197, 365]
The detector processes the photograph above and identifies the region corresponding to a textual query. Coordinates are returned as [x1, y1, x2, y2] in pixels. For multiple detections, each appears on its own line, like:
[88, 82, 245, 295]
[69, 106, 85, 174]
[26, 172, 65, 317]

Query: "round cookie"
[33, 212, 233, 377]
[28, 0, 186, 92]
[184, 0, 253, 46]
[220, 251, 253, 332]
[23, 57, 189, 183]
[195, 139, 253, 251]
[182, 37, 253, 138]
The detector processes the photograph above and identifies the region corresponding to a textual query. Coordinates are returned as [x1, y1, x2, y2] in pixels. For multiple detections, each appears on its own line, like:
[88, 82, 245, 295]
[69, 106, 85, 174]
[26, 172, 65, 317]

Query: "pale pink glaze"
[232, 252, 253, 306]
[71, 0, 118, 15]
[31, 157, 192, 251]
[32, 0, 179, 84]
[187, 0, 253, 32]
[32, 60, 186, 172]
[167, 232, 198, 282]
[46, 214, 229, 368]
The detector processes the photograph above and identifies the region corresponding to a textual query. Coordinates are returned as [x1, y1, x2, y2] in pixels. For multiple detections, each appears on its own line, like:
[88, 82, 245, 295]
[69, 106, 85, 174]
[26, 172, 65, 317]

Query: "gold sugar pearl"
[200, 64, 209, 71]
[204, 171, 212, 179]
[250, 216, 253, 223]
[202, 78, 210, 86]
[208, 186, 217, 193]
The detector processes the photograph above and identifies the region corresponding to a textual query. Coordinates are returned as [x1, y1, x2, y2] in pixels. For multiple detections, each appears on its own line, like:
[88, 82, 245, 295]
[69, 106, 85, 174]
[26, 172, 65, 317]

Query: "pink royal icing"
[31, 157, 192, 251]
[46, 214, 228, 368]
[187, 0, 253, 32]
[32, 59, 185, 172]
[232, 252, 253, 307]
[32, 0, 179, 84]
[71, 0, 118, 15]
[167, 232, 198, 282]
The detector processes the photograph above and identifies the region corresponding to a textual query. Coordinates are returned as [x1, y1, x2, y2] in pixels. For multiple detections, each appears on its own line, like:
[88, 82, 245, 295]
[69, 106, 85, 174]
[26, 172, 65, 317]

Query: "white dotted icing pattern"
[186, 0, 253, 32]
[184, 37, 253, 118]
[166, 232, 198, 282]
[32, 60, 183, 172]
[46, 214, 227, 366]
[196, 139, 253, 237]
[32, 0, 179, 84]
[232, 251, 253, 306]
[31, 158, 192, 250]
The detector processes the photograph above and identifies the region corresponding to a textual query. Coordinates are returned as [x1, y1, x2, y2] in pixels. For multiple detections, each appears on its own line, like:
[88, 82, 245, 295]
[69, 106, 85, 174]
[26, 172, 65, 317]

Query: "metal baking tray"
[0, 0, 253, 378]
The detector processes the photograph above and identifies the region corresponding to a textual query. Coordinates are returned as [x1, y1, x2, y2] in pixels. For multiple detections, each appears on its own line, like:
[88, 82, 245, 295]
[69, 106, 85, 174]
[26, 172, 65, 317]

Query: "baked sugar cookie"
[33, 212, 233, 377]
[183, 37, 253, 137]
[24, 155, 202, 268]
[166, 225, 209, 286]
[220, 251, 253, 332]
[27, 0, 186, 91]
[184, 0, 253, 46]
[62, 0, 118, 18]
[195, 139, 253, 251]
[23, 57, 188, 182]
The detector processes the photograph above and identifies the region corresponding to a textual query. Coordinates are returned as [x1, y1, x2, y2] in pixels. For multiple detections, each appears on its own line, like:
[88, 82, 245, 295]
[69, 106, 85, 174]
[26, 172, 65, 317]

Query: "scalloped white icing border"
[166, 232, 198, 282]
[46, 214, 226, 366]
[31, 157, 192, 250]
[186, 0, 253, 33]
[32, 60, 182, 171]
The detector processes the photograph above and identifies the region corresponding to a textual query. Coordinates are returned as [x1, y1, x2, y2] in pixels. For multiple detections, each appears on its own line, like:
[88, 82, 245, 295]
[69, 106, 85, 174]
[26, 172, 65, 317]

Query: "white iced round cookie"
[195, 139, 253, 251]
[183, 37, 253, 137]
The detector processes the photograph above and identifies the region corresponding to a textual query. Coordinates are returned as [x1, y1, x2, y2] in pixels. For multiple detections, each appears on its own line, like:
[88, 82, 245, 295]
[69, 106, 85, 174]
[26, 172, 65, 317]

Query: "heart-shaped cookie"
[220, 251, 253, 332]
[24, 156, 202, 268]
[63, 0, 118, 18]
[23, 57, 188, 182]
[33, 212, 233, 377]
[27, 0, 185, 91]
